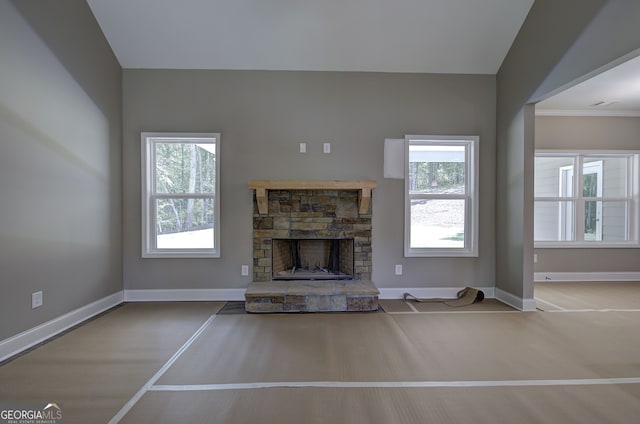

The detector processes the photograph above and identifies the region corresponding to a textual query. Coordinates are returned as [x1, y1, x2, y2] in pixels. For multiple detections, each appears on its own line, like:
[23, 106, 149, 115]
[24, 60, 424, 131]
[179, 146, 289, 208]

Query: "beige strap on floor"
[403, 287, 485, 307]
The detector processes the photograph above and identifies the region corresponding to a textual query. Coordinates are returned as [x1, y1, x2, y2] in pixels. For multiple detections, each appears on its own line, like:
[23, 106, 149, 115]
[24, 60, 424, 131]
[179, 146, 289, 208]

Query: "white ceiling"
[86, 0, 640, 117]
[86, 0, 534, 74]
[536, 54, 640, 117]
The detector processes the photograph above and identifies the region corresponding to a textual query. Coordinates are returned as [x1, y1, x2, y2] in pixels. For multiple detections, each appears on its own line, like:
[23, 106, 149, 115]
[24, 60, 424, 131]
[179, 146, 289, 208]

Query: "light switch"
[323, 143, 331, 154]
[299, 143, 307, 153]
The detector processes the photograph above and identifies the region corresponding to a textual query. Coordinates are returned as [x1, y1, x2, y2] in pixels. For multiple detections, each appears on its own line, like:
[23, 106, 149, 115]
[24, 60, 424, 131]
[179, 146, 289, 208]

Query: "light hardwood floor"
[1, 284, 640, 423]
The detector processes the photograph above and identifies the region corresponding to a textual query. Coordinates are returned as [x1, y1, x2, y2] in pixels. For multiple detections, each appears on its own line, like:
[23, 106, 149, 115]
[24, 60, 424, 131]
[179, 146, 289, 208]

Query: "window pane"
[583, 200, 598, 239]
[409, 145, 465, 194]
[155, 142, 216, 194]
[410, 199, 465, 248]
[156, 198, 214, 249]
[534, 156, 575, 197]
[584, 156, 628, 198]
[583, 200, 628, 241]
[534, 201, 574, 241]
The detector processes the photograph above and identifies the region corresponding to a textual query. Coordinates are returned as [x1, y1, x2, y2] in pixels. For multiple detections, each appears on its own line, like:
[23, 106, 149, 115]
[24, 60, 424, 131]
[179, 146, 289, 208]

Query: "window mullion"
[574, 155, 585, 242]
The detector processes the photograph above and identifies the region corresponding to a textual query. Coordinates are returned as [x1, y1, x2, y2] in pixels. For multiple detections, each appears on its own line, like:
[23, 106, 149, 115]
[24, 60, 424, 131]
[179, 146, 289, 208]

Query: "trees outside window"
[405, 135, 478, 257]
[142, 133, 220, 258]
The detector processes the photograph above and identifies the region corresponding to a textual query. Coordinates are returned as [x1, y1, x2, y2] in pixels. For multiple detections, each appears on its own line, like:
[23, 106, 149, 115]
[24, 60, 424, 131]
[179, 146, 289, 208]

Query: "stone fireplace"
[246, 180, 379, 312]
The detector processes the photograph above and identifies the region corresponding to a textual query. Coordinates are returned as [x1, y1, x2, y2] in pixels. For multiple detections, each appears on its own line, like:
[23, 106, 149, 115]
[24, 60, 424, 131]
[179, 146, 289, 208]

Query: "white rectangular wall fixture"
[31, 291, 43, 309]
[384, 138, 404, 179]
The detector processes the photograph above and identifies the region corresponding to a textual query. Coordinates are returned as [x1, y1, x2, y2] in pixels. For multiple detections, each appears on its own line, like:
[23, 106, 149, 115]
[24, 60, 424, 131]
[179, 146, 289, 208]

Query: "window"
[405, 135, 479, 257]
[142, 133, 220, 257]
[534, 151, 639, 247]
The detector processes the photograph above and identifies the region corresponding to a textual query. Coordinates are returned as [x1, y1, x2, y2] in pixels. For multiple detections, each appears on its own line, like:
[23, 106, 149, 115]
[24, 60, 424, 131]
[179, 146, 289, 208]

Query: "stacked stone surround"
[245, 280, 379, 313]
[252, 189, 372, 282]
[247, 186, 378, 313]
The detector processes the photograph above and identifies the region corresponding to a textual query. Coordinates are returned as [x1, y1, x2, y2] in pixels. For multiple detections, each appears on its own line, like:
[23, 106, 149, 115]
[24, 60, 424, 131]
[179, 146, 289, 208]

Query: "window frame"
[404, 135, 479, 257]
[141, 132, 220, 258]
[534, 150, 639, 248]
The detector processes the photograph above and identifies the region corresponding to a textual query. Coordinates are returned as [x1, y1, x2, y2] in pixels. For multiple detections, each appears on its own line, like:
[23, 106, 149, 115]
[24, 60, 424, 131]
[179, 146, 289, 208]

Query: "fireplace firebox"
[272, 238, 354, 280]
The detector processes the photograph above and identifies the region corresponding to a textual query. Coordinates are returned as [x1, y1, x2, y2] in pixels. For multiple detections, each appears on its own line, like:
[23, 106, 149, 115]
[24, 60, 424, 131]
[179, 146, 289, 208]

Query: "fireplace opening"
[272, 239, 354, 280]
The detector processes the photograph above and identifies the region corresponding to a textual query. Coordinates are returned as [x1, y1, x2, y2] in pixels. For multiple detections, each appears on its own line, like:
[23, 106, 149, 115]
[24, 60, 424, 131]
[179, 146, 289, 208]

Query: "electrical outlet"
[395, 264, 402, 275]
[323, 143, 331, 154]
[533, 254, 538, 263]
[241, 265, 249, 276]
[299, 143, 306, 153]
[32, 291, 43, 309]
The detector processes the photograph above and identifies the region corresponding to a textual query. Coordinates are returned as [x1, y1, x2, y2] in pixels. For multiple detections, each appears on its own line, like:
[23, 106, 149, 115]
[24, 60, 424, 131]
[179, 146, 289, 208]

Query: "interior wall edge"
[494, 287, 535, 311]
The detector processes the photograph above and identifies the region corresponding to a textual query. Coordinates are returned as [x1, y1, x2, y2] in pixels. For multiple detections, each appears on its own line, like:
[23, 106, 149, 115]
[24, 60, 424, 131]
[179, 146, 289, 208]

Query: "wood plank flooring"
[1, 283, 639, 423]
[0, 302, 224, 424]
[536, 281, 640, 311]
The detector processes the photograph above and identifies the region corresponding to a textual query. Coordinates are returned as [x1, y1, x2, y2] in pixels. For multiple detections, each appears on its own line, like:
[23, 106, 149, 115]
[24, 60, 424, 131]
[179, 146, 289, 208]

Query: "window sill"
[404, 249, 478, 257]
[535, 242, 639, 249]
[142, 251, 220, 258]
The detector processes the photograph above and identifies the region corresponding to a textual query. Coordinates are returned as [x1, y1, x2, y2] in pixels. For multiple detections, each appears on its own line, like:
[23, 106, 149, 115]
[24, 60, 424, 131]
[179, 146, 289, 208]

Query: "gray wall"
[536, 116, 640, 150]
[497, 0, 640, 301]
[496, 0, 606, 301]
[534, 115, 640, 272]
[0, 0, 122, 340]
[123, 70, 496, 291]
[531, 1, 640, 104]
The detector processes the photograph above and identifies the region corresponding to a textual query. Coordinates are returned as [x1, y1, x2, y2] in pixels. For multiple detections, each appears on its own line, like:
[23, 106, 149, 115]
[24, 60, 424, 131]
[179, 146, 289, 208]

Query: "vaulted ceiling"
[86, 0, 640, 116]
[86, 0, 534, 74]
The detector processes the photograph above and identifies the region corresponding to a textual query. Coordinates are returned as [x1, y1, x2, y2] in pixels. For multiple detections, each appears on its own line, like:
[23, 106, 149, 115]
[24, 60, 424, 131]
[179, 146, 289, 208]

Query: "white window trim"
[404, 135, 479, 257]
[141, 132, 220, 258]
[534, 150, 640, 248]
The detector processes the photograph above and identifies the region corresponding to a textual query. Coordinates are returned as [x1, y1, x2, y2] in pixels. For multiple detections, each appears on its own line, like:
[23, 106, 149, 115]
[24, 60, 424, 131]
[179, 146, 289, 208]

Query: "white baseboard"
[124, 289, 246, 302]
[0, 291, 124, 363]
[534, 272, 640, 282]
[494, 288, 536, 311]
[378, 286, 496, 300]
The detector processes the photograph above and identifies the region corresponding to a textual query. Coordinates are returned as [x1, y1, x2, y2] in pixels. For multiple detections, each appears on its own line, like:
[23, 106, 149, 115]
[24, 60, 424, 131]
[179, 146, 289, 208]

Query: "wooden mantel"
[248, 179, 377, 215]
